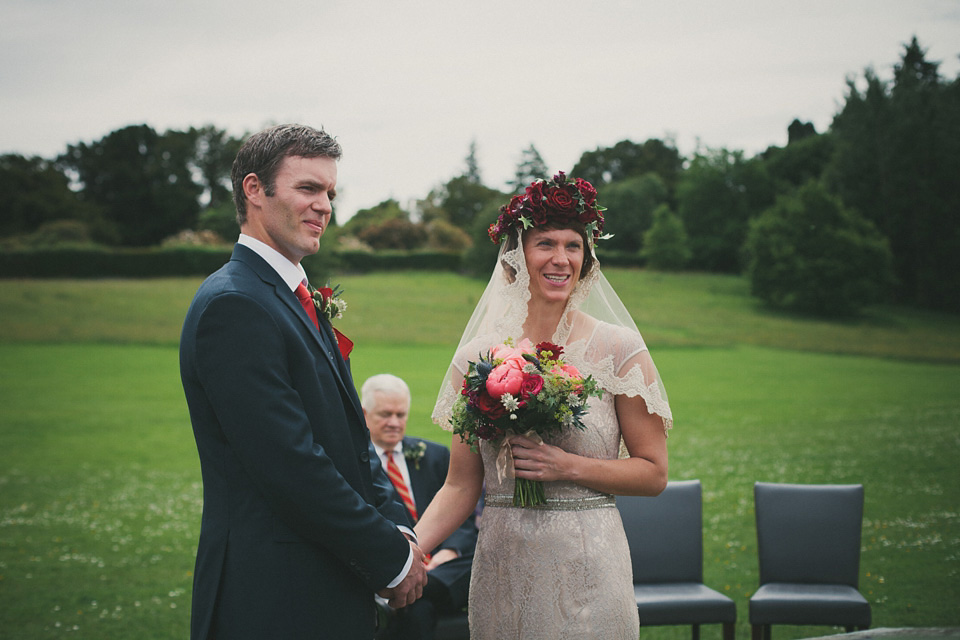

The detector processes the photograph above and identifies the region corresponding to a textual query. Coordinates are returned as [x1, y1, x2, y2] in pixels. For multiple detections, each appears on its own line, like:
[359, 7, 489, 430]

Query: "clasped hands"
[377, 539, 428, 609]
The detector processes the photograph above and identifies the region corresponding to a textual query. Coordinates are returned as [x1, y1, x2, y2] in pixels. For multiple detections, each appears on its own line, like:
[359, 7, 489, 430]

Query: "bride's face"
[522, 228, 584, 306]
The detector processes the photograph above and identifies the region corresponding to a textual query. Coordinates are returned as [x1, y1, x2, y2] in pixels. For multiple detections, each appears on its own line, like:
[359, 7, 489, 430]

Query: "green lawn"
[1, 271, 958, 639]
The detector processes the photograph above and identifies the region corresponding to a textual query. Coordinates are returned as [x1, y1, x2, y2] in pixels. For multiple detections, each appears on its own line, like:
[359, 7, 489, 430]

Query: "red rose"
[576, 178, 597, 206]
[474, 390, 506, 419]
[525, 182, 545, 209]
[519, 373, 544, 400]
[536, 341, 563, 359]
[545, 185, 576, 215]
[529, 203, 548, 225]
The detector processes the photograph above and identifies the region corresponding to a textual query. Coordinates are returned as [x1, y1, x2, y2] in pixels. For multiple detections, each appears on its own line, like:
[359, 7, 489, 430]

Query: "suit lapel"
[231, 244, 364, 423]
[403, 438, 430, 508]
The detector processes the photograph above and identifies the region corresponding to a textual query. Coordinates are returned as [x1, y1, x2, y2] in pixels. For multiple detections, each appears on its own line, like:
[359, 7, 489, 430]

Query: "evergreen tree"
[826, 36, 960, 310]
[464, 140, 482, 184]
[510, 144, 549, 193]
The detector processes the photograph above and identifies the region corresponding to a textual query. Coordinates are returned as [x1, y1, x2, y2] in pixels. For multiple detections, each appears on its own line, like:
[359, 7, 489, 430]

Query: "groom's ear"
[242, 173, 265, 207]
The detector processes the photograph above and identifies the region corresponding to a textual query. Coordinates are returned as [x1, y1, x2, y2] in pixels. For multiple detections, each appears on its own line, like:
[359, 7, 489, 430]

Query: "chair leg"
[752, 624, 770, 640]
[723, 622, 735, 640]
[692, 624, 701, 640]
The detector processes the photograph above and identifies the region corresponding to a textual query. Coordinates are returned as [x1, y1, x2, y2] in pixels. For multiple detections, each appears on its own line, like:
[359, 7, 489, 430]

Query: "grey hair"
[360, 374, 411, 412]
[231, 123, 342, 226]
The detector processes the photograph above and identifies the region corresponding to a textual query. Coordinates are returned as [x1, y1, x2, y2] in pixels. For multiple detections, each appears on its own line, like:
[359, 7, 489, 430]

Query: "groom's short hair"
[231, 123, 342, 225]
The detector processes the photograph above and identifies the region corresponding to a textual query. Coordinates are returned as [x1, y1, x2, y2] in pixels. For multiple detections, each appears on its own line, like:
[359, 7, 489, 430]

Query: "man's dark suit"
[180, 244, 412, 640]
[379, 436, 477, 639]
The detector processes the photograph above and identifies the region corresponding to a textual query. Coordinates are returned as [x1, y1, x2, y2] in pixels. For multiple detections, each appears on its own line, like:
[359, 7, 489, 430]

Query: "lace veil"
[432, 228, 673, 436]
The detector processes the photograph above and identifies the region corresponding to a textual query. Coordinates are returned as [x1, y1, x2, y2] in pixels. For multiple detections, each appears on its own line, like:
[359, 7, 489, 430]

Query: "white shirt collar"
[237, 234, 308, 292]
[372, 442, 404, 460]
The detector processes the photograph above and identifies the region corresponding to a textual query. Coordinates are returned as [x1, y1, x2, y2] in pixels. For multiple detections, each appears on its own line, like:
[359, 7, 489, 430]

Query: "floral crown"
[488, 171, 606, 244]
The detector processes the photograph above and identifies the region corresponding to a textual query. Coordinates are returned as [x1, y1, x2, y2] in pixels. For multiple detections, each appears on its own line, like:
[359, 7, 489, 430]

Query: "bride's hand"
[509, 435, 571, 482]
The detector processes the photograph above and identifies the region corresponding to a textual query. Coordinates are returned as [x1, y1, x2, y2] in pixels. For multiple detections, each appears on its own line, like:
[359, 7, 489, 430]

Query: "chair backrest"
[754, 482, 864, 587]
[616, 479, 703, 584]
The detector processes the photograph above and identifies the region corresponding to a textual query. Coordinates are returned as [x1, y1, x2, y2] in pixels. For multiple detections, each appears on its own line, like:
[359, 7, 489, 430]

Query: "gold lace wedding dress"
[433, 231, 672, 639]
[450, 321, 669, 639]
[469, 393, 637, 639]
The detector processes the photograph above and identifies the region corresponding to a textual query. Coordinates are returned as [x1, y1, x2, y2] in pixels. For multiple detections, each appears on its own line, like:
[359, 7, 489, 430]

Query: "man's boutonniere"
[403, 441, 427, 470]
[308, 283, 347, 321]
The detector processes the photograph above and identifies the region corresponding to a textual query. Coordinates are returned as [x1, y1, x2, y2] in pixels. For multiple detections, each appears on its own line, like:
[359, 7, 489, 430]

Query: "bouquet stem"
[513, 478, 547, 507]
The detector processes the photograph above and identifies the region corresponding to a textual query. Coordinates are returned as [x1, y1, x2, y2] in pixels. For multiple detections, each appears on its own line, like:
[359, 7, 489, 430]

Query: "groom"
[179, 124, 426, 640]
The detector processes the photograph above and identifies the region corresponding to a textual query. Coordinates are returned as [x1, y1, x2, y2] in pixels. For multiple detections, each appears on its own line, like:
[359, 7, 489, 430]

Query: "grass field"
[1, 270, 958, 639]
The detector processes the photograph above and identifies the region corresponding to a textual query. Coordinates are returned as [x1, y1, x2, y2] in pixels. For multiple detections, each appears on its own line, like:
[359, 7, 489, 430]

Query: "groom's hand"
[378, 541, 428, 608]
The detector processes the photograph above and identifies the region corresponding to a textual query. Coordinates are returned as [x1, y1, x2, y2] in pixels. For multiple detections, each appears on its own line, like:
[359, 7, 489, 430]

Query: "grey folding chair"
[617, 479, 736, 640]
[750, 482, 871, 640]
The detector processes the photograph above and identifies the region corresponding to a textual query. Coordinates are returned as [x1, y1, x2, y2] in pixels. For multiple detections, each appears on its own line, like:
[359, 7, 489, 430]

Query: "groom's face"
[365, 392, 409, 450]
[243, 154, 337, 265]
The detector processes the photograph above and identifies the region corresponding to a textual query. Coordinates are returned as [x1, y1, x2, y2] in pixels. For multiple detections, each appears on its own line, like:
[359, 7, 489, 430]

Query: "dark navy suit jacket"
[180, 244, 411, 639]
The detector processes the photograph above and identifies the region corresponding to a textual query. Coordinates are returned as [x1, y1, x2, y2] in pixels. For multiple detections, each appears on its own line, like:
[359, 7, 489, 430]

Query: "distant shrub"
[161, 229, 229, 247]
[197, 202, 239, 240]
[460, 200, 506, 277]
[335, 250, 460, 273]
[0, 246, 232, 278]
[744, 181, 894, 316]
[0, 219, 98, 250]
[357, 218, 427, 250]
[426, 219, 473, 252]
[641, 205, 691, 271]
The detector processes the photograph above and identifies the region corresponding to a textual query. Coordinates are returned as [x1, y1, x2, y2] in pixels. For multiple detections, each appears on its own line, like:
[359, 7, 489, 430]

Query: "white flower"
[501, 394, 520, 411]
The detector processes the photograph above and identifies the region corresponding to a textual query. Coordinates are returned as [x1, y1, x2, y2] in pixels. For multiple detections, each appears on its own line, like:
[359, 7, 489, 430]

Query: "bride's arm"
[414, 435, 485, 553]
[509, 345, 669, 497]
[509, 394, 667, 496]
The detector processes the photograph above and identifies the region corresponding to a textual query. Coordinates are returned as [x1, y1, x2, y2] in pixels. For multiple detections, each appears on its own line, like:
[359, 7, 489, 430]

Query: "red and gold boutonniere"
[308, 283, 353, 360]
[309, 284, 347, 321]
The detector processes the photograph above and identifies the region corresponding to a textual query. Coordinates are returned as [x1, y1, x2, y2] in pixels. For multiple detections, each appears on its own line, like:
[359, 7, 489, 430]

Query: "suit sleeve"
[190, 290, 410, 589]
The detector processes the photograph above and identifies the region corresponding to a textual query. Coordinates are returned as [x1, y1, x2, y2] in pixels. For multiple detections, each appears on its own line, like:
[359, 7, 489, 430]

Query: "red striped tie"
[385, 450, 418, 522]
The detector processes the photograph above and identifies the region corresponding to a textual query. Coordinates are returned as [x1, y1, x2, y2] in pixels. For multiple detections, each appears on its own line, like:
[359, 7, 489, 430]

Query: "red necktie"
[385, 450, 418, 523]
[295, 282, 320, 330]
[295, 283, 354, 361]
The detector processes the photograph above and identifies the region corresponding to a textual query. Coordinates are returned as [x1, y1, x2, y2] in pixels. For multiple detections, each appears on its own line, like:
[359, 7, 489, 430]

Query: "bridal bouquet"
[450, 338, 602, 507]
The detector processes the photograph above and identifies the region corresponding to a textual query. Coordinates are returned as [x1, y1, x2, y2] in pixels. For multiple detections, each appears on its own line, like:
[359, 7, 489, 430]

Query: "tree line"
[2, 37, 957, 314]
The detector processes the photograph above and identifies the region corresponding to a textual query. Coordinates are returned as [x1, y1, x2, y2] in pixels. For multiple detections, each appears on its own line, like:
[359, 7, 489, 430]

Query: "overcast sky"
[3, 0, 959, 220]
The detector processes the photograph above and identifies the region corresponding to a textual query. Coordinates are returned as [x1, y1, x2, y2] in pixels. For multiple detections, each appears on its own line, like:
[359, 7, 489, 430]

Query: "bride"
[414, 173, 672, 639]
